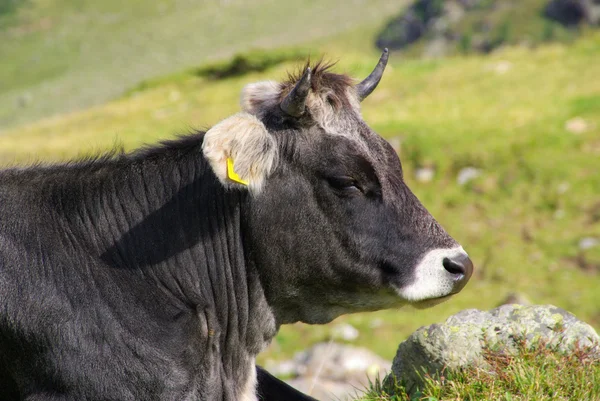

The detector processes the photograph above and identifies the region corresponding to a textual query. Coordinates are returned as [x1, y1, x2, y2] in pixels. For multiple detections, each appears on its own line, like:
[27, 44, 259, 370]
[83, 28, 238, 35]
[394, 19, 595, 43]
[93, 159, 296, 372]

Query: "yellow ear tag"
[226, 157, 249, 186]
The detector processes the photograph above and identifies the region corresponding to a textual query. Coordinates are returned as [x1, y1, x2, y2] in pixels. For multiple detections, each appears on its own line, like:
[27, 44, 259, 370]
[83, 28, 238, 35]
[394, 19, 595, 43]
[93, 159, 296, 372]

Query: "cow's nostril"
[443, 255, 473, 278]
[443, 257, 464, 275]
[444, 253, 474, 295]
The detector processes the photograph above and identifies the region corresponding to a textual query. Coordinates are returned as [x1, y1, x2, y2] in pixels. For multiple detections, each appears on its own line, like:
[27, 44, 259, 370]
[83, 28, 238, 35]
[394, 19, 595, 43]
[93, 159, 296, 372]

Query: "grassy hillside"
[0, 0, 404, 130]
[1, 21, 599, 367]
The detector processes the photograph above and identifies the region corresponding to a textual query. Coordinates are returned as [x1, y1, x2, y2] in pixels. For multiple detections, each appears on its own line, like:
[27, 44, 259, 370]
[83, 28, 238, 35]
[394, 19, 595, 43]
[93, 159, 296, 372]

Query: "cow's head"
[203, 50, 473, 324]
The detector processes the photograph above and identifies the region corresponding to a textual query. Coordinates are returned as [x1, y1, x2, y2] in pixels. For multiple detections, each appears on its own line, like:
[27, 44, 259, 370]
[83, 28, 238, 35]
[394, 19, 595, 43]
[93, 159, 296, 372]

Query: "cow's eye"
[327, 176, 361, 194]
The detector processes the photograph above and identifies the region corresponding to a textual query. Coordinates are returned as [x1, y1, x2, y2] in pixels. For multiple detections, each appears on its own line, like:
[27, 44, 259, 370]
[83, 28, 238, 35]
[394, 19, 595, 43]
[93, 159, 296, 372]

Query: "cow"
[0, 50, 473, 401]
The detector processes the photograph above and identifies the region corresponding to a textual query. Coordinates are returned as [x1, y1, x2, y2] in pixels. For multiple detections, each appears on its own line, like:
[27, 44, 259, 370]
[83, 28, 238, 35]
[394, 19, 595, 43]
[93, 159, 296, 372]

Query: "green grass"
[1, 13, 599, 384]
[361, 337, 600, 400]
[0, 0, 405, 130]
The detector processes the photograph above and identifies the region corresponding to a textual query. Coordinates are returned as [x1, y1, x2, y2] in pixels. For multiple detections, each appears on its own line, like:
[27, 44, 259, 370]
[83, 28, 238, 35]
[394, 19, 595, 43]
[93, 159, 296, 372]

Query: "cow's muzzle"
[395, 246, 474, 303]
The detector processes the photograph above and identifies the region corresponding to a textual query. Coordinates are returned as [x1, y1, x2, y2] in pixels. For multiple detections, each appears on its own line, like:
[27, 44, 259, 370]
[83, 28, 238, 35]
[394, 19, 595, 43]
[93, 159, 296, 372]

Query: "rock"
[375, 0, 502, 54]
[375, 9, 429, 50]
[423, 36, 451, 58]
[168, 90, 181, 102]
[17, 93, 33, 108]
[285, 377, 362, 401]
[291, 342, 390, 383]
[456, 167, 481, 186]
[556, 181, 570, 194]
[545, 0, 588, 25]
[331, 323, 359, 341]
[565, 116, 589, 134]
[414, 166, 435, 183]
[588, 0, 600, 24]
[268, 343, 391, 401]
[386, 304, 600, 395]
[545, 0, 600, 26]
[554, 209, 566, 219]
[269, 359, 296, 377]
[491, 60, 512, 75]
[579, 237, 599, 250]
[377, 0, 600, 56]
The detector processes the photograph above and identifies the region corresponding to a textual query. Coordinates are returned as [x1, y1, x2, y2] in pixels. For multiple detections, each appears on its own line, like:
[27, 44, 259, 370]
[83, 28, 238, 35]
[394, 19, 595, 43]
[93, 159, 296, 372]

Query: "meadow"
[1, 0, 599, 398]
[0, 0, 404, 129]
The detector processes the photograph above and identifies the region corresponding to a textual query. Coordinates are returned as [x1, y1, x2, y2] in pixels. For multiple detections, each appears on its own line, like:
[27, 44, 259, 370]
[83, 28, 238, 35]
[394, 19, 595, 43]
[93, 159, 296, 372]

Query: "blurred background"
[1, 0, 599, 394]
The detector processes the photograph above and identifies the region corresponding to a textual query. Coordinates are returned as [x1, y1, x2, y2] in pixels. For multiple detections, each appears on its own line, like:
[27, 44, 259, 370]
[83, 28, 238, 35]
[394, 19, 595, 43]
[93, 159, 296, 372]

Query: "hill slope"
[0, 0, 403, 130]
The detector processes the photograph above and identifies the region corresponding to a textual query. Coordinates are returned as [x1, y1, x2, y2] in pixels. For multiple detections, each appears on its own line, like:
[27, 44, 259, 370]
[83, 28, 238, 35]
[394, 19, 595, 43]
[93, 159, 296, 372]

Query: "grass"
[0, 0, 405, 130]
[360, 336, 600, 400]
[0, 7, 599, 392]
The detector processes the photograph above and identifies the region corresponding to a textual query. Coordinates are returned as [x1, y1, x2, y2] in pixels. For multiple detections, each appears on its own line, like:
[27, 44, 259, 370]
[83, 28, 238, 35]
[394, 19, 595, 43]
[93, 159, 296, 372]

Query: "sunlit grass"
[0, 0, 405, 129]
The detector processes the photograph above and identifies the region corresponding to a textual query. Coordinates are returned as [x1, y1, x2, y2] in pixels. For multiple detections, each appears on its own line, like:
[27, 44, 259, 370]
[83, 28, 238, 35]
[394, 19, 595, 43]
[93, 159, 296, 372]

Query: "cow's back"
[0, 178, 214, 400]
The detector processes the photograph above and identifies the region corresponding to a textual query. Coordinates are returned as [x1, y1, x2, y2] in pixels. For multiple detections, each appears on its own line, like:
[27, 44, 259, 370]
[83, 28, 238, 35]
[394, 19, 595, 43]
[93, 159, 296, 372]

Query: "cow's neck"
[52, 137, 277, 361]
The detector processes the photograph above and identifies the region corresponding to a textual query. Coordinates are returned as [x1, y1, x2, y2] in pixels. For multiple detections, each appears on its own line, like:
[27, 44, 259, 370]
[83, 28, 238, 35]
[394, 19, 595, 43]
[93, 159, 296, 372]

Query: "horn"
[280, 67, 311, 117]
[356, 48, 389, 101]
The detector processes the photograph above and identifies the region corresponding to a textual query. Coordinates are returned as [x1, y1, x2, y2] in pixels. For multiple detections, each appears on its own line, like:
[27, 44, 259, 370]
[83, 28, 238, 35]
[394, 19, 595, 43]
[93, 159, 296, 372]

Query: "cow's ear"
[203, 112, 277, 191]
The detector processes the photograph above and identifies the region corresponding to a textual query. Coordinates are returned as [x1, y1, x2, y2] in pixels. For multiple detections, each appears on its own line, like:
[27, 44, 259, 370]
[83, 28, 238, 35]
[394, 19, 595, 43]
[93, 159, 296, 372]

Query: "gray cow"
[0, 50, 472, 400]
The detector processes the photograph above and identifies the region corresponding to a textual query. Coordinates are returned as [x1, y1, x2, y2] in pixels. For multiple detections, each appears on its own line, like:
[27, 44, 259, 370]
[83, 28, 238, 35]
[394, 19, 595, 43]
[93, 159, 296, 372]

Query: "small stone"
[457, 167, 481, 186]
[168, 90, 181, 102]
[331, 323, 359, 341]
[266, 359, 298, 378]
[285, 342, 391, 400]
[17, 93, 33, 108]
[286, 377, 357, 401]
[565, 117, 589, 134]
[414, 167, 435, 183]
[579, 237, 599, 250]
[493, 60, 512, 75]
[557, 182, 570, 194]
[423, 36, 450, 58]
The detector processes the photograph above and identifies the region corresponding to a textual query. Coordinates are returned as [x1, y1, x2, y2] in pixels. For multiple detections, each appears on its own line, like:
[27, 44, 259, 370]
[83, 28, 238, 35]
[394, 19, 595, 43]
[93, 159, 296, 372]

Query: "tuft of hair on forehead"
[283, 59, 355, 110]
[240, 58, 361, 124]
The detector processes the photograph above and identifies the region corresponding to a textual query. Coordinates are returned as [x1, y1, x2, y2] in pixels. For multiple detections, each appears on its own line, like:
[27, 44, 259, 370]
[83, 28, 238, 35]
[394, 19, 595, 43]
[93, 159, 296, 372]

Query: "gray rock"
[423, 36, 451, 58]
[267, 342, 391, 401]
[387, 304, 600, 395]
[286, 377, 362, 401]
[375, 0, 498, 52]
[456, 167, 481, 186]
[290, 342, 390, 383]
[545, 0, 600, 26]
[414, 167, 435, 183]
[17, 93, 33, 108]
[331, 323, 360, 341]
[579, 237, 599, 250]
[565, 116, 590, 134]
[491, 60, 512, 75]
[556, 181, 571, 194]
